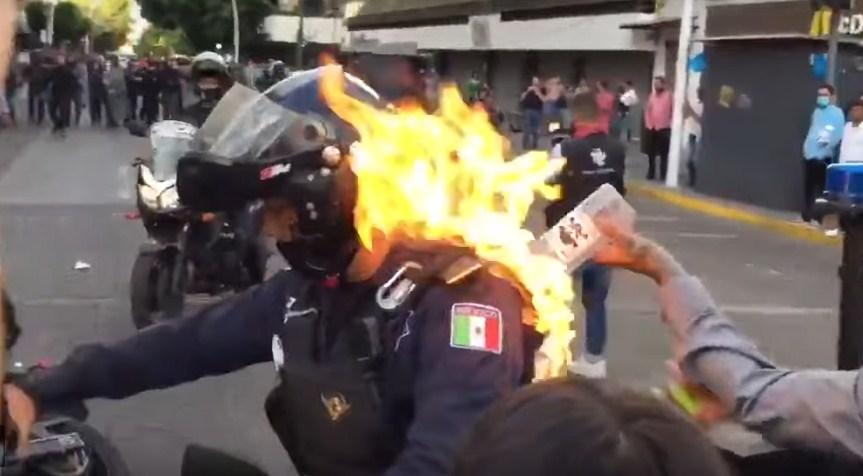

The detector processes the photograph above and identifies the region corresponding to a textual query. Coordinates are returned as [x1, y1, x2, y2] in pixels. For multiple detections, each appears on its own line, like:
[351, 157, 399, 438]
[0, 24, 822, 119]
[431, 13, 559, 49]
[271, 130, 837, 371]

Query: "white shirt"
[840, 122, 863, 163]
[620, 88, 639, 107]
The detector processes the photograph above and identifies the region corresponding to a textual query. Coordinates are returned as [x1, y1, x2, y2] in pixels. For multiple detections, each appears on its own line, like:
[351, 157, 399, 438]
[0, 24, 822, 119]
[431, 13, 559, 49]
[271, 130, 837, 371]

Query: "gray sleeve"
[659, 276, 863, 458]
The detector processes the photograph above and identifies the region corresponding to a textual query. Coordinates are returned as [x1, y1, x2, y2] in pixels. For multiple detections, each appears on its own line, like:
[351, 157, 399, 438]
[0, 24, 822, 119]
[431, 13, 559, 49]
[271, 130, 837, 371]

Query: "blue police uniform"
[18, 243, 535, 476]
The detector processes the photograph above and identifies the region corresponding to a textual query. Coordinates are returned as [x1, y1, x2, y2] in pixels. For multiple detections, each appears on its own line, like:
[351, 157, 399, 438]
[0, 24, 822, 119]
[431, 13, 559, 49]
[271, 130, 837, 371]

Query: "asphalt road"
[0, 125, 843, 474]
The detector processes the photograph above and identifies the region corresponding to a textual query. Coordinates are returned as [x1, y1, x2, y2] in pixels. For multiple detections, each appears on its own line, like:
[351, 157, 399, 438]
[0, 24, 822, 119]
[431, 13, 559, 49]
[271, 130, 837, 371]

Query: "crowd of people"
[1, 52, 195, 137]
[513, 75, 641, 151]
[800, 83, 863, 227]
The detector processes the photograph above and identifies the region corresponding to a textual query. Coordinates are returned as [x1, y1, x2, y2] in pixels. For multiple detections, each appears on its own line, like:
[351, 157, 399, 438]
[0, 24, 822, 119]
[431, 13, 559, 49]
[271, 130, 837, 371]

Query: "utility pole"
[827, 6, 841, 88]
[46, 0, 56, 46]
[665, 0, 695, 188]
[231, 0, 240, 61]
[295, 0, 304, 69]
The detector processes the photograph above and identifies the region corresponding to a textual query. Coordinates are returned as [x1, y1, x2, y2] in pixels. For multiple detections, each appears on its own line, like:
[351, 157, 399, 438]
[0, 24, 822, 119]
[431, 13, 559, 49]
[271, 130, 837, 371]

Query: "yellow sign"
[811, 7, 834, 37]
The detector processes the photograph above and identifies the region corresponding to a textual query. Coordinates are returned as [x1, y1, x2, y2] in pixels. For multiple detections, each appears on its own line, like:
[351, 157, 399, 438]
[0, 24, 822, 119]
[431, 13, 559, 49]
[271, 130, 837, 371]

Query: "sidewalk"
[623, 145, 841, 247]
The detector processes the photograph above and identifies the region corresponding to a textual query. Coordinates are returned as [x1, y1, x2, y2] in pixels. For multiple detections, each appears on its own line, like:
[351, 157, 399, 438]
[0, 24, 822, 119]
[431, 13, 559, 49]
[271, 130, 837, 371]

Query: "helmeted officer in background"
[181, 51, 234, 127]
[4, 67, 539, 476]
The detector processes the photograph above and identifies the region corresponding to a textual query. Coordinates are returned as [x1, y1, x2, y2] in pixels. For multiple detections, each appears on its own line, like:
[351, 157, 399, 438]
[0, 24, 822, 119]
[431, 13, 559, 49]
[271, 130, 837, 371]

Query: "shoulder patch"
[450, 303, 503, 354]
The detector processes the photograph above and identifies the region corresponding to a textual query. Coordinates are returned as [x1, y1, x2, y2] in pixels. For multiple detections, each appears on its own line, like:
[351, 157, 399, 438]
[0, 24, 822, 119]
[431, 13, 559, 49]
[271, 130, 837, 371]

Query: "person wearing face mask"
[180, 51, 234, 127]
[802, 84, 845, 223]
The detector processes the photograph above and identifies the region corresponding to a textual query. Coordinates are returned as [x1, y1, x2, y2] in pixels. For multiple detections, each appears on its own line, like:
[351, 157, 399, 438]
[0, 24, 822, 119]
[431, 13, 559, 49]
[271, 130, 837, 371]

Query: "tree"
[72, 0, 133, 49]
[138, 0, 273, 53]
[53, 2, 90, 45]
[135, 26, 194, 58]
[25, 1, 48, 33]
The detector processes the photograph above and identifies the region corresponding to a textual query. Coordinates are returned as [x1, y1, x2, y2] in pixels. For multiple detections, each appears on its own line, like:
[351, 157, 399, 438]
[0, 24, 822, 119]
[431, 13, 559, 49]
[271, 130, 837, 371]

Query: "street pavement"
[0, 125, 842, 474]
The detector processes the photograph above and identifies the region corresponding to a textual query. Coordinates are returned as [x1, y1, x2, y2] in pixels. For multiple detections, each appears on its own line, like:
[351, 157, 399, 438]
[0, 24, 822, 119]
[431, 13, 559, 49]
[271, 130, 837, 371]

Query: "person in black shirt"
[158, 59, 183, 120]
[139, 61, 161, 125]
[47, 56, 79, 136]
[545, 90, 625, 379]
[520, 77, 545, 151]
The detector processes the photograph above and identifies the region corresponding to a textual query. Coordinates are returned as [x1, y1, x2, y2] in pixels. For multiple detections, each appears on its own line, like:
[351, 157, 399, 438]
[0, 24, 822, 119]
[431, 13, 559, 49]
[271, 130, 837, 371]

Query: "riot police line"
[1, 65, 862, 476]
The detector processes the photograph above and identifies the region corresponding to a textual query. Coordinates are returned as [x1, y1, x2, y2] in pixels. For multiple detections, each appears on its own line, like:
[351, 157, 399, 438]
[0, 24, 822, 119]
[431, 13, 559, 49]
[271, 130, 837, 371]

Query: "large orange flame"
[321, 66, 574, 377]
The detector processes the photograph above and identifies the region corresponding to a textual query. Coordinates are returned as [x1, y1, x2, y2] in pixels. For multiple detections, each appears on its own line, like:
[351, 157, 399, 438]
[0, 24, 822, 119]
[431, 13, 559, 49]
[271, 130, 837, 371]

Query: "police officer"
[4, 67, 537, 476]
[180, 51, 233, 127]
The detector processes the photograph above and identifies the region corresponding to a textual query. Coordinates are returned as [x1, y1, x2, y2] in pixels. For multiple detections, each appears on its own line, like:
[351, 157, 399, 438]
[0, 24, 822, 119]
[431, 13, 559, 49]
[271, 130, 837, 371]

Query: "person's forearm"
[659, 276, 863, 458]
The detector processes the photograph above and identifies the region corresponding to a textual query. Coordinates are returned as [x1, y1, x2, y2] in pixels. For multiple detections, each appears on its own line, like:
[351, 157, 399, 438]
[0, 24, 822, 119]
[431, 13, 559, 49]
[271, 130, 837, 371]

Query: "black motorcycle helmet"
[191, 51, 233, 102]
[177, 66, 382, 278]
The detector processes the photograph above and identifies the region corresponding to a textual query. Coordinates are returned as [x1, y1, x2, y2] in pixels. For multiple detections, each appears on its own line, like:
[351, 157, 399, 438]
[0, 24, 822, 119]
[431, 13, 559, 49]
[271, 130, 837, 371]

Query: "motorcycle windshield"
[197, 82, 300, 162]
[195, 67, 380, 163]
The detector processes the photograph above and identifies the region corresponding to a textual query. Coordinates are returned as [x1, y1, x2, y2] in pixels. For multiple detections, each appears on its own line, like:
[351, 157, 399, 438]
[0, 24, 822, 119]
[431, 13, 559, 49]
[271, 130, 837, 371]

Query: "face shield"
[176, 67, 380, 277]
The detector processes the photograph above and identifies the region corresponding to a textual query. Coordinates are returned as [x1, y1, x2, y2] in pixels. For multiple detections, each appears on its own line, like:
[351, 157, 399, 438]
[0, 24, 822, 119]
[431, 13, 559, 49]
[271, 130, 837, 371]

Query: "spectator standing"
[595, 80, 616, 134]
[71, 59, 86, 126]
[643, 76, 673, 181]
[125, 62, 142, 121]
[139, 61, 161, 125]
[105, 57, 126, 124]
[684, 87, 704, 187]
[159, 60, 182, 120]
[802, 84, 845, 222]
[619, 80, 639, 141]
[840, 100, 863, 164]
[4, 60, 18, 124]
[519, 77, 545, 151]
[544, 76, 565, 129]
[465, 71, 482, 104]
[87, 58, 109, 126]
[26, 59, 47, 125]
[545, 91, 626, 379]
[0, 86, 11, 128]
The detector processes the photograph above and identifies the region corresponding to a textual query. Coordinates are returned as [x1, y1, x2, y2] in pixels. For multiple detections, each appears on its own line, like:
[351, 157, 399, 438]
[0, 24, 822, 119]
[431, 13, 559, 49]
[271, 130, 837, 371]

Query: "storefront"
[696, 0, 863, 211]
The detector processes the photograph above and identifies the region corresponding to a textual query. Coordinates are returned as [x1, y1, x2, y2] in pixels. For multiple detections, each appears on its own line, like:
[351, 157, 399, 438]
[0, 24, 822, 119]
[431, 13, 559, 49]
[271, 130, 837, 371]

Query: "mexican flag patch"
[450, 303, 503, 354]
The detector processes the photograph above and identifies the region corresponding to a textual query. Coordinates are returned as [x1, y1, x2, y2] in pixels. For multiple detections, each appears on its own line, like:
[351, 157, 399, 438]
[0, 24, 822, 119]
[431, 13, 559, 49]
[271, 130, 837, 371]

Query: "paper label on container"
[544, 209, 601, 268]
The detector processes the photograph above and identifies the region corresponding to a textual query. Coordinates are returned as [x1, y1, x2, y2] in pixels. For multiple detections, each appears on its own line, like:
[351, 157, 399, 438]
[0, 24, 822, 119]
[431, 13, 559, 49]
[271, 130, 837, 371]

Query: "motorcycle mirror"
[180, 445, 268, 476]
[127, 121, 148, 138]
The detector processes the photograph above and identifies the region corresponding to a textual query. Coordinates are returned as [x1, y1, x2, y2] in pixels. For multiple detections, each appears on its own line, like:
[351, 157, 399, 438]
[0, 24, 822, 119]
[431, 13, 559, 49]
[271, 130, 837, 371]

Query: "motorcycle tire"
[155, 248, 185, 321]
[129, 251, 158, 330]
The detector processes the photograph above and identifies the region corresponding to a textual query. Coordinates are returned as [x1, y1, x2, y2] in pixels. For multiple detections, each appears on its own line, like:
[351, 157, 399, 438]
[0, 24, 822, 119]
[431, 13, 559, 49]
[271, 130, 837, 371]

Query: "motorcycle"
[128, 120, 265, 330]
[1, 293, 131, 476]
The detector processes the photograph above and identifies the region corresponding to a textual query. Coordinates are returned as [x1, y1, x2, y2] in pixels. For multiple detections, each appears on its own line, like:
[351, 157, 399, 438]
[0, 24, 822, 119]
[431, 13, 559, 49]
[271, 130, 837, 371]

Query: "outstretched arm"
[16, 274, 287, 407]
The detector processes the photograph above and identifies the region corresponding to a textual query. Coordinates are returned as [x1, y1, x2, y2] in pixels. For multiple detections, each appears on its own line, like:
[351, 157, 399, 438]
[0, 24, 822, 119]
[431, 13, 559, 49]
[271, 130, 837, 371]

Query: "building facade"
[340, 0, 681, 115]
[696, 0, 863, 211]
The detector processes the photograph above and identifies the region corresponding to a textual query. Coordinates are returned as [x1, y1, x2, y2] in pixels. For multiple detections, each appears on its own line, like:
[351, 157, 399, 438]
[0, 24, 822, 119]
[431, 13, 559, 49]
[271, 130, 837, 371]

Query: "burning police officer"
[3, 67, 540, 475]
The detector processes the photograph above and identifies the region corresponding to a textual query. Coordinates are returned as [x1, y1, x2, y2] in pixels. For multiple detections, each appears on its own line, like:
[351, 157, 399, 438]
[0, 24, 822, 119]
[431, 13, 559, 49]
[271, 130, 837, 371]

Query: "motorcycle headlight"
[159, 187, 180, 210]
[139, 184, 160, 210]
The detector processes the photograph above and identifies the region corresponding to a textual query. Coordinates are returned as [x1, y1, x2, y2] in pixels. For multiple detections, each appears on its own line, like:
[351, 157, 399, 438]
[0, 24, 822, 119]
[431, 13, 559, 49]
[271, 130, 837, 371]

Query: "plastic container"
[532, 183, 636, 272]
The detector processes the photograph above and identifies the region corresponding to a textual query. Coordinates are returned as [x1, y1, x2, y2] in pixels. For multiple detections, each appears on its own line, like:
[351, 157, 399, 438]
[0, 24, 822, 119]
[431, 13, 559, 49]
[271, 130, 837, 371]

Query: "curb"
[628, 181, 841, 247]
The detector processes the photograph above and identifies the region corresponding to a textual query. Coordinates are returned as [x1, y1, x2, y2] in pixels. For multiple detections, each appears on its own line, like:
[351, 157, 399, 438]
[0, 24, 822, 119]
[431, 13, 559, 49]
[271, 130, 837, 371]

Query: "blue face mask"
[817, 96, 831, 108]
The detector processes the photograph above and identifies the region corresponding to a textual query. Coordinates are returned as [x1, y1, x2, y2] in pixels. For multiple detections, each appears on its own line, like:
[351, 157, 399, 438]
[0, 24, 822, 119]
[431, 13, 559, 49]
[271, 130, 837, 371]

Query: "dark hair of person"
[851, 99, 863, 111]
[454, 377, 731, 476]
[570, 90, 600, 123]
[820, 83, 836, 95]
[599, 79, 610, 90]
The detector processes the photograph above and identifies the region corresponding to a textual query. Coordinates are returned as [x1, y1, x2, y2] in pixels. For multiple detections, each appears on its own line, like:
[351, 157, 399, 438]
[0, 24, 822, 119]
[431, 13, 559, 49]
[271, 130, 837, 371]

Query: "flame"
[321, 66, 575, 376]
